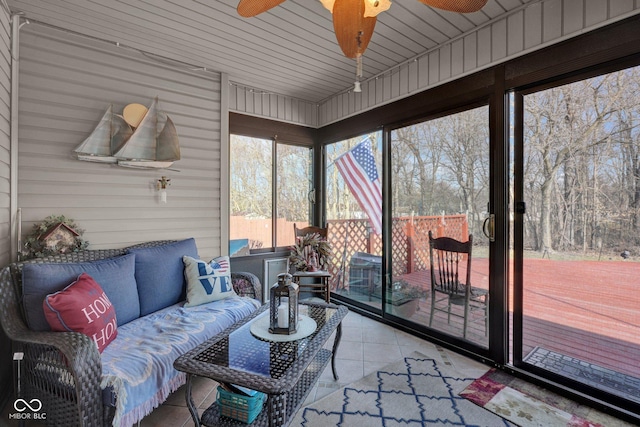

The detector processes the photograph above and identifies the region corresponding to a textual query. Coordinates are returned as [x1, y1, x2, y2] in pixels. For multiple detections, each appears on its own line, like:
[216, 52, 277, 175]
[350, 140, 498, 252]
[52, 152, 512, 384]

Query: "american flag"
[210, 256, 230, 274]
[335, 138, 382, 234]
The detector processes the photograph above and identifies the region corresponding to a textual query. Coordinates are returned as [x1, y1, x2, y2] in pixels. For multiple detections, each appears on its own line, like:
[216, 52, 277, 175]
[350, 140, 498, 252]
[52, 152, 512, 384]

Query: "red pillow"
[43, 273, 118, 353]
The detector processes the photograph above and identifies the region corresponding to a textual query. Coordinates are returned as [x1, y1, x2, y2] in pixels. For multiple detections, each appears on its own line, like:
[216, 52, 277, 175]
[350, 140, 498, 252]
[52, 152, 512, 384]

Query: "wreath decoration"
[289, 232, 332, 272]
[22, 215, 89, 259]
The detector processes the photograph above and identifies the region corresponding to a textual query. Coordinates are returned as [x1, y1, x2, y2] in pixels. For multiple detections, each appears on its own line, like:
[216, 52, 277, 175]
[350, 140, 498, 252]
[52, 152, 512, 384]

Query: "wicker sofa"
[0, 239, 263, 426]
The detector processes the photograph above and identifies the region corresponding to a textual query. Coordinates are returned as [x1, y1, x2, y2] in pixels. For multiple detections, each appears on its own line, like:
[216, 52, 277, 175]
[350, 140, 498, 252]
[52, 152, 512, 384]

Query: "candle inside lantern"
[278, 304, 288, 328]
[268, 273, 298, 335]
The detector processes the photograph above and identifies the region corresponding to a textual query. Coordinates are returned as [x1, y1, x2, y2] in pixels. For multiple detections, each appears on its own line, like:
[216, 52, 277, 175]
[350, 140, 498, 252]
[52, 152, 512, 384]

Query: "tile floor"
[4, 308, 629, 426]
[139, 309, 490, 426]
[2, 308, 489, 427]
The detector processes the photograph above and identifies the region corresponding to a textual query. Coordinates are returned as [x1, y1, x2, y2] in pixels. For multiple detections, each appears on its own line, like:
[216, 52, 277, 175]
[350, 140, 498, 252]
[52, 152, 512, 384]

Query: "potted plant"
[386, 280, 427, 318]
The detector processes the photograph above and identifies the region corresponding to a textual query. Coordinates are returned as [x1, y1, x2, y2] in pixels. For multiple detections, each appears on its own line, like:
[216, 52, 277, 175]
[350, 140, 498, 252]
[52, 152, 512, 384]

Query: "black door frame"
[319, 15, 640, 423]
[509, 59, 640, 420]
[327, 88, 508, 364]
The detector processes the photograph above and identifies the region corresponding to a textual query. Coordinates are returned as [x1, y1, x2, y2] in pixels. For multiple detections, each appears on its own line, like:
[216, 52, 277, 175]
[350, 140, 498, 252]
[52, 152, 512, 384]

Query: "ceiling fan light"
[354, 80, 362, 92]
[239, 0, 487, 61]
[364, 0, 391, 18]
[320, 0, 335, 12]
[321, 0, 391, 17]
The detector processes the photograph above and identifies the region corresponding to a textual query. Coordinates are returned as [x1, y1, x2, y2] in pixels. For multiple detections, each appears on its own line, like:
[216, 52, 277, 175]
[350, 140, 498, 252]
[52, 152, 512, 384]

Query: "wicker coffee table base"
[176, 303, 346, 427]
[198, 349, 331, 426]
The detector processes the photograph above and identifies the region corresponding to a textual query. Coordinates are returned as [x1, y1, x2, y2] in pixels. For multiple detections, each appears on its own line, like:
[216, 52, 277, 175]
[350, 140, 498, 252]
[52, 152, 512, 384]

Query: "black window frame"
[229, 113, 317, 253]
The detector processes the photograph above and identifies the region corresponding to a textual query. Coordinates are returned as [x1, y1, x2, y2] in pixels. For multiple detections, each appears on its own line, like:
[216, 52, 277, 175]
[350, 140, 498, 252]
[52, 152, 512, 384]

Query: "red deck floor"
[338, 257, 640, 380]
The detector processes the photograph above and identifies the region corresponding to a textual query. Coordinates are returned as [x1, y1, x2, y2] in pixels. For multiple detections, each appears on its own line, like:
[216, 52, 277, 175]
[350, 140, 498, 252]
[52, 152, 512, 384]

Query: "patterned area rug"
[460, 368, 634, 427]
[292, 351, 514, 426]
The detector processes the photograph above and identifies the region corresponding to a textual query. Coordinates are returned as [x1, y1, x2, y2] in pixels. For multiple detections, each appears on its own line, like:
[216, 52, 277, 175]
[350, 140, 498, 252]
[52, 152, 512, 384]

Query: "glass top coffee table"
[174, 301, 348, 426]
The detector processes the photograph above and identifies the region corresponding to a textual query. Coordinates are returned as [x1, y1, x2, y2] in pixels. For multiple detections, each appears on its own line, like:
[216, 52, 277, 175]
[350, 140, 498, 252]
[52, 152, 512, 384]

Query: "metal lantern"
[269, 273, 299, 335]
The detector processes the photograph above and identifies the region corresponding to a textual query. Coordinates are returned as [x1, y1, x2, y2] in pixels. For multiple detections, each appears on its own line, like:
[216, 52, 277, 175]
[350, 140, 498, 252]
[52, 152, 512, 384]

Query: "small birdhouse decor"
[269, 273, 299, 335]
[40, 222, 80, 252]
[22, 215, 89, 259]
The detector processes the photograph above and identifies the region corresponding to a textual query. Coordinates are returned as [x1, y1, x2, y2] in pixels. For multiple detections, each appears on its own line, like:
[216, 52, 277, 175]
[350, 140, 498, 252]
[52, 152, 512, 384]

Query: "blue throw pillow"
[183, 255, 236, 307]
[127, 238, 198, 316]
[22, 254, 139, 331]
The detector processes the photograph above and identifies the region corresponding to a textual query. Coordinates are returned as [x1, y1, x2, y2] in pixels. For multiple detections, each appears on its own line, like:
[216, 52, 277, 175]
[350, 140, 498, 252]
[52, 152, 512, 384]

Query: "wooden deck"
[335, 257, 640, 380]
[519, 258, 640, 379]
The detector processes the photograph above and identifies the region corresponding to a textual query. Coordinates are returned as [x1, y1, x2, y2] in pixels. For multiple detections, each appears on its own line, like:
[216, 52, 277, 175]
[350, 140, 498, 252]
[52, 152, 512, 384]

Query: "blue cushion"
[127, 238, 198, 316]
[22, 254, 139, 331]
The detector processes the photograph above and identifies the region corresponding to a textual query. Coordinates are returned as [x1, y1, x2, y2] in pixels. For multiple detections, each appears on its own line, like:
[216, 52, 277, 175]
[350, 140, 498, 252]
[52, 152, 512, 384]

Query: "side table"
[292, 270, 331, 303]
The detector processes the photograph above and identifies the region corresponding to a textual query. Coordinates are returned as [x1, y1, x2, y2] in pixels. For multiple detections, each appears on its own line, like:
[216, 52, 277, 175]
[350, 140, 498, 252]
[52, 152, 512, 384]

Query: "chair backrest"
[428, 230, 473, 295]
[294, 223, 328, 239]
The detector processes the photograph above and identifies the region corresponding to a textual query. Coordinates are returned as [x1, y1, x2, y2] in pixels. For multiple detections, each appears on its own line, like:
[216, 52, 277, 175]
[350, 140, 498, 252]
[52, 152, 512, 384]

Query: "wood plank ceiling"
[7, 0, 533, 103]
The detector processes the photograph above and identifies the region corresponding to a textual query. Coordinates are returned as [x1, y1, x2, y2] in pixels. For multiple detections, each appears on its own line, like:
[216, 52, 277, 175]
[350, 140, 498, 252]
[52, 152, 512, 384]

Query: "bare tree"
[388, 106, 489, 240]
[230, 135, 272, 218]
[276, 144, 311, 222]
[524, 66, 640, 252]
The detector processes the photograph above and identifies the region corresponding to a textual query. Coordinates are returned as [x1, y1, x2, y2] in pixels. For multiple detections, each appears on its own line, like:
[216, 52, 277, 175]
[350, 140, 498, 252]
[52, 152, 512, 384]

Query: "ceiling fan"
[237, 0, 489, 59]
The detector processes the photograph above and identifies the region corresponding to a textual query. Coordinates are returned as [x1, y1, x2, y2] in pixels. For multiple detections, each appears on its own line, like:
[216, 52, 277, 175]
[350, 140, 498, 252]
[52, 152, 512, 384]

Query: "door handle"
[483, 214, 495, 242]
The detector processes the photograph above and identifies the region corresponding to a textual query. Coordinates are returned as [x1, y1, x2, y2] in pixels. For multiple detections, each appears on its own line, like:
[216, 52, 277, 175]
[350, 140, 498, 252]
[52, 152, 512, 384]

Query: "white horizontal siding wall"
[318, 0, 640, 126]
[229, 83, 318, 128]
[0, 8, 10, 267]
[18, 24, 224, 258]
[0, 3, 10, 408]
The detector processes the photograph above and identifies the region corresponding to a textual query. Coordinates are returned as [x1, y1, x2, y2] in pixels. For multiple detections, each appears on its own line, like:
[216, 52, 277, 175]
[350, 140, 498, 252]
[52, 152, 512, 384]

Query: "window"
[325, 131, 383, 309]
[229, 135, 312, 255]
[276, 144, 313, 247]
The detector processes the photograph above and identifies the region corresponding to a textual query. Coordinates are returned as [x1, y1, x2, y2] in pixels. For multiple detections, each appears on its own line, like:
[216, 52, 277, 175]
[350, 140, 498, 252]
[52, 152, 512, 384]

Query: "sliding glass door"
[326, 106, 493, 354]
[512, 64, 640, 410]
[389, 106, 491, 348]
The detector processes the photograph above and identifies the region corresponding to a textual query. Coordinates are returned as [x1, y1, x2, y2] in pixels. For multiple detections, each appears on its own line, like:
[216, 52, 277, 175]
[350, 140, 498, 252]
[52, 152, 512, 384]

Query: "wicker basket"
[216, 386, 266, 423]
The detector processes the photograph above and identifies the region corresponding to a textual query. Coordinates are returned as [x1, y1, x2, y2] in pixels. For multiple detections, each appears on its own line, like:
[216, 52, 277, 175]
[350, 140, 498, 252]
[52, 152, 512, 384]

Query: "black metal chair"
[428, 231, 488, 339]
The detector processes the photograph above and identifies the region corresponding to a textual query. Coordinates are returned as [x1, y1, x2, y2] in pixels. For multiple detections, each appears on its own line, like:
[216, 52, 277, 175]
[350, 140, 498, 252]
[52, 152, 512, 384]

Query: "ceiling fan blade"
[332, 0, 377, 59]
[417, 0, 488, 13]
[237, 0, 287, 17]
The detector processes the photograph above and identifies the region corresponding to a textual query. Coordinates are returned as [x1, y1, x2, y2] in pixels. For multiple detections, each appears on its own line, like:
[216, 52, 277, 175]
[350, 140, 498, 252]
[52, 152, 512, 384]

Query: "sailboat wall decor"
[73, 97, 180, 169]
[115, 97, 181, 169]
[73, 105, 132, 163]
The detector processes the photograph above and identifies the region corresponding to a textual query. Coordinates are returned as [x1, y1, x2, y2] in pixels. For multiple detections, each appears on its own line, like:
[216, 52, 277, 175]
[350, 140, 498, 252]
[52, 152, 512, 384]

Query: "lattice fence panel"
[440, 216, 469, 242]
[391, 218, 409, 277]
[327, 219, 375, 291]
[326, 215, 468, 290]
[409, 215, 469, 272]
